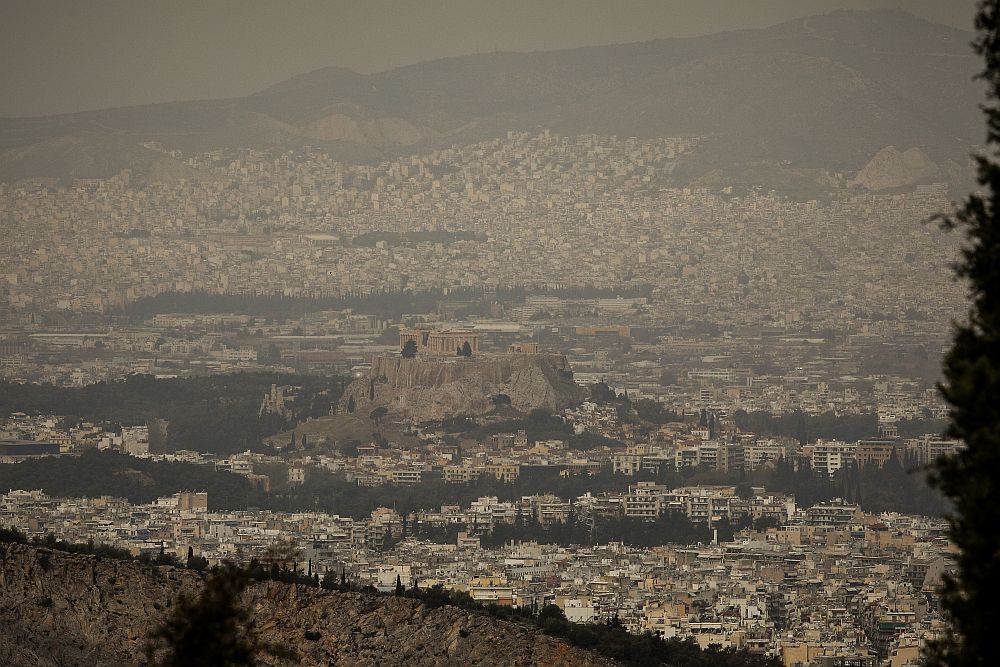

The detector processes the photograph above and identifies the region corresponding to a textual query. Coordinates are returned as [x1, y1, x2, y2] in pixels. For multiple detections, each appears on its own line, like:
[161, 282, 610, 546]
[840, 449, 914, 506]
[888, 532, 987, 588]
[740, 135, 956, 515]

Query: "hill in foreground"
[0, 542, 612, 666]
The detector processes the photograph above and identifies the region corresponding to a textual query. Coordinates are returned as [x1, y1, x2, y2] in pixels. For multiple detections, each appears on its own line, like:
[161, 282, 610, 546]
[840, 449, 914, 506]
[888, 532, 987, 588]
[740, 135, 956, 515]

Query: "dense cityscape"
[2, 3, 997, 667]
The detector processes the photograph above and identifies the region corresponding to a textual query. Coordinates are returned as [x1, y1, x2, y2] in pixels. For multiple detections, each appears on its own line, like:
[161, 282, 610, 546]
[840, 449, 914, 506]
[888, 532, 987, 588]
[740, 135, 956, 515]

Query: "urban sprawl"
[0, 130, 969, 667]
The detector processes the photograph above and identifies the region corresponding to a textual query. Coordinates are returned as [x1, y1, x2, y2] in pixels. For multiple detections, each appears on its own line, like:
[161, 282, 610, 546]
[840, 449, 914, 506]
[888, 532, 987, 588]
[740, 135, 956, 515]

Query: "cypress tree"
[146, 567, 258, 667]
[925, 3, 1000, 666]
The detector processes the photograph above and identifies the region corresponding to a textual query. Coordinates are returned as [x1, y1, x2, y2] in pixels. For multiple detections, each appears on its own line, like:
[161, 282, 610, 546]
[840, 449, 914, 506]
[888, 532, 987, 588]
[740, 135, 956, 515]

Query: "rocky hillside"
[339, 353, 586, 422]
[0, 542, 613, 666]
[848, 145, 945, 191]
[0, 10, 981, 187]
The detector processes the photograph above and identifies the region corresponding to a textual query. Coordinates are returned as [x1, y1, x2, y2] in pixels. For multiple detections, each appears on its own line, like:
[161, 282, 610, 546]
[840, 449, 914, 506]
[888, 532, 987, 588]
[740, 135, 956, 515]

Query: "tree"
[395, 574, 405, 596]
[401, 339, 418, 358]
[925, 3, 1000, 666]
[146, 567, 258, 667]
[458, 341, 473, 357]
[264, 343, 281, 364]
[491, 394, 512, 409]
[185, 546, 208, 572]
[588, 382, 617, 404]
[381, 527, 397, 552]
[369, 406, 388, 428]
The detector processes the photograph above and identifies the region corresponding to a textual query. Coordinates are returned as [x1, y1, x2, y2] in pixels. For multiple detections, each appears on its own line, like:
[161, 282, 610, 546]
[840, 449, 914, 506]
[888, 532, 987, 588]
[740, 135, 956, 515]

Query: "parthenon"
[399, 328, 480, 355]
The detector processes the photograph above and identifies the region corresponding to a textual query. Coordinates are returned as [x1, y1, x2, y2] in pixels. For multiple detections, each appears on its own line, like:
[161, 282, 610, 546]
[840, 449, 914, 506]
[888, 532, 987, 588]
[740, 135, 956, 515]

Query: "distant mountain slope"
[0, 9, 981, 184]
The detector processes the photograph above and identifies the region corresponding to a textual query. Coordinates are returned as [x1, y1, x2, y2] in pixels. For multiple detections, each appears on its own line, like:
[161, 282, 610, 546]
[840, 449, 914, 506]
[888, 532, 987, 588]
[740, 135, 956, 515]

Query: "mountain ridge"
[0, 9, 982, 186]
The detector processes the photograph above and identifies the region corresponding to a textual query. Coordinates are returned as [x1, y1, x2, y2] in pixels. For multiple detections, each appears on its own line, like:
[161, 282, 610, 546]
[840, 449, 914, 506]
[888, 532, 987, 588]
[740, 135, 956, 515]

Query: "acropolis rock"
[338, 353, 586, 422]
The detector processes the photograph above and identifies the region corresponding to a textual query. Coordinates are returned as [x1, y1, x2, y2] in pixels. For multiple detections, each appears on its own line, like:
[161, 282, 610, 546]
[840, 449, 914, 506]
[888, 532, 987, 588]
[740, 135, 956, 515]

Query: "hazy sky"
[0, 0, 978, 118]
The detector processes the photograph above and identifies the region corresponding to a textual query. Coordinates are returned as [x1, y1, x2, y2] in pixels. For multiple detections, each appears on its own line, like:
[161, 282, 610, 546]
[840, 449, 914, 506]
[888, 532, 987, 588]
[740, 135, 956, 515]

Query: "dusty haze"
[0, 0, 978, 118]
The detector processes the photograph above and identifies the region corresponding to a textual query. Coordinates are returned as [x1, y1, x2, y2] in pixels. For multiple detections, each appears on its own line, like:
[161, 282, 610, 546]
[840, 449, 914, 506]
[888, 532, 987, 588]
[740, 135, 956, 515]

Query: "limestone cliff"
[338, 353, 586, 422]
[0, 542, 614, 667]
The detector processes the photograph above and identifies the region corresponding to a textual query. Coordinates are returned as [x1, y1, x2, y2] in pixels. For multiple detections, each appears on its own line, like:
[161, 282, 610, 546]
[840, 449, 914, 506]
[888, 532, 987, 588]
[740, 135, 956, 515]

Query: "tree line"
[0, 372, 345, 456]
[732, 409, 946, 443]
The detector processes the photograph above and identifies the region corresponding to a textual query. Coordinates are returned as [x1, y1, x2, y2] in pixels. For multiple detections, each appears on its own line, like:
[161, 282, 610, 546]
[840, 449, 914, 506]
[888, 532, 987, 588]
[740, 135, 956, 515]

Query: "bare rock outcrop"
[849, 146, 939, 191]
[0, 542, 614, 666]
[338, 353, 585, 422]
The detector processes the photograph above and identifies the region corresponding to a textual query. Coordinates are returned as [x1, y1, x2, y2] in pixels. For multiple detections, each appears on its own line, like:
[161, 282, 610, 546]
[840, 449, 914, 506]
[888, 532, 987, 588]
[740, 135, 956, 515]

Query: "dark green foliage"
[0, 526, 28, 544]
[262, 343, 282, 364]
[369, 406, 388, 426]
[733, 409, 945, 443]
[401, 339, 418, 358]
[186, 547, 209, 572]
[0, 450, 269, 509]
[122, 286, 651, 320]
[537, 603, 572, 635]
[753, 516, 780, 531]
[37, 553, 52, 571]
[491, 393, 512, 408]
[633, 398, 683, 424]
[594, 512, 711, 547]
[840, 455, 950, 517]
[759, 458, 837, 508]
[146, 566, 258, 667]
[0, 450, 949, 521]
[588, 382, 617, 404]
[469, 511, 711, 548]
[125, 288, 455, 319]
[763, 457, 950, 517]
[0, 372, 345, 456]
[733, 409, 880, 443]
[265, 466, 628, 518]
[351, 231, 484, 247]
[377, 326, 401, 345]
[925, 3, 1000, 666]
[10, 532, 134, 561]
[155, 548, 182, 568]
[381, 528, 398, 552]
[439, 411, 623, 450]
[458, 341, 473, 357]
